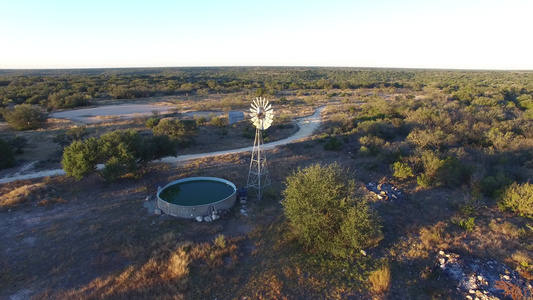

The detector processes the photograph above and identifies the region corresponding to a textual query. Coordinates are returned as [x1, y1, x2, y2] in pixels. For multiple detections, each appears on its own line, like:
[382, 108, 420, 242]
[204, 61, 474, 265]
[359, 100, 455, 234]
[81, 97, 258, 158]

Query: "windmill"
[247, 97, 273, 201]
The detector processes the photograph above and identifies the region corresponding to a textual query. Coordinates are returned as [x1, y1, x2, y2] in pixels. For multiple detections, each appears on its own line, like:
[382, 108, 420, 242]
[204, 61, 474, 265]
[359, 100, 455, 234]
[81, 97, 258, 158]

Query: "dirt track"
[0, 106, 325, 184]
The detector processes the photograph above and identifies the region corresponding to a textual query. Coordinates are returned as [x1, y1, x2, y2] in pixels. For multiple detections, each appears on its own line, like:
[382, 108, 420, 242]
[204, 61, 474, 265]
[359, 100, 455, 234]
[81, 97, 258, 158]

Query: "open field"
[1, 68, 533, 299]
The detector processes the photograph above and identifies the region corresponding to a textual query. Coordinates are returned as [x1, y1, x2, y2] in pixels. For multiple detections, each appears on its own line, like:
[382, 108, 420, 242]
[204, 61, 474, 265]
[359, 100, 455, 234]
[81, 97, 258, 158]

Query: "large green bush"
[1, 104, 47, 130]
[62, 129, 178, 182]
[498, 182, 533, 219]
[281, 163, 382, 257]
[153, 118, 197, 146]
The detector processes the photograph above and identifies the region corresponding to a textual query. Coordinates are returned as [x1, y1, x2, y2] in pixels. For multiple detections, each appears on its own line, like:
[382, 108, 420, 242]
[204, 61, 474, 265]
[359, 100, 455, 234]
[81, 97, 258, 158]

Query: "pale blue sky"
[1, 0, 531, 69]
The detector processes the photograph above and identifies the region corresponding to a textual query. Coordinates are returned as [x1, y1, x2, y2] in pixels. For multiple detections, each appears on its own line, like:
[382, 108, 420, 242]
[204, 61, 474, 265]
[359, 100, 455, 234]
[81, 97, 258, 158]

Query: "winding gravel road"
[0, 106, 325, 184]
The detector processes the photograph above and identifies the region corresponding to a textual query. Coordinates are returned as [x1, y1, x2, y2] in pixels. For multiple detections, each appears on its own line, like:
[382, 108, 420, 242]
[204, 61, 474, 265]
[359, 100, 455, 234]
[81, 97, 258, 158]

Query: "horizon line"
[1, 65, 532, 72]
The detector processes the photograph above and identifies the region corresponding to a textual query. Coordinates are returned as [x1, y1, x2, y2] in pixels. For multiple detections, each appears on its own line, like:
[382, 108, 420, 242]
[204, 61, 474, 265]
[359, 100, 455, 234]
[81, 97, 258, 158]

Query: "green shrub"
[62, 129, 177, 182]
[1, 104, 47, 130]
[417, 174, 433, 188]
[323, 137, 342, 151]
[281, 163, 382, 258]
[153, 119, 197, 146]
[481, 173, 512, 197]
[391, 161, 413, 180]
[435, 156, 471, 187]
[210, 116, 225, 127]
[195, 115, 207, 125]
[0, 138, 14, 170]
[145, 117, 160, 128]
[498, 182, 533, 219]
[359, 135, 385, 156]
[452, 217, 476, 231]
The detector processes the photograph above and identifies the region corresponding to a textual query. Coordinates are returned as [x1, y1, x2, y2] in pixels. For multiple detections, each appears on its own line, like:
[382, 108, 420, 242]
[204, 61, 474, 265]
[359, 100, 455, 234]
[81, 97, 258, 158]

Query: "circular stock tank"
[157, 177, 237, 218]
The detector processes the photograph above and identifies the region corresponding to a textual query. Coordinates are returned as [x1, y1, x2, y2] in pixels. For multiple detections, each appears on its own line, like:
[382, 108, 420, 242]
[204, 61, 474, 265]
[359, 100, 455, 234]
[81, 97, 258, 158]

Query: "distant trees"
[0, 104, 47, 130]
[62, 129, 177, 182]
[281, 163, 382, 258]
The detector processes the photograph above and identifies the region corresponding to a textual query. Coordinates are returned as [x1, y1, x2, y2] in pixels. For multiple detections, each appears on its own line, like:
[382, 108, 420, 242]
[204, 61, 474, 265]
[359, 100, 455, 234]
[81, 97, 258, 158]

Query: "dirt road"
[0, 106, 325, 184]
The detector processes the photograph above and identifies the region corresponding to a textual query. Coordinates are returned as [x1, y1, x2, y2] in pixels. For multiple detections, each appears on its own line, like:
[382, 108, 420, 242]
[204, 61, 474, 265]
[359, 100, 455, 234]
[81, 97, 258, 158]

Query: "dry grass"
[368, 262, 391, 298]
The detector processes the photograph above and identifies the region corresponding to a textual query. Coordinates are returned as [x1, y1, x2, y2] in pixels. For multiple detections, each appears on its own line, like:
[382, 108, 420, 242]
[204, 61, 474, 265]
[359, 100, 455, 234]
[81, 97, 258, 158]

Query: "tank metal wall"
[157, 177, 237, 219]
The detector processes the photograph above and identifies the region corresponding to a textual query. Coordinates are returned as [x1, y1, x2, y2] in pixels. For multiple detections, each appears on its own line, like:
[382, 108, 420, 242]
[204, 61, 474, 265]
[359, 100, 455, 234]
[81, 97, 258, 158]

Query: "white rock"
[466, 296, 473, 300]
[502, 275, 510, 280]
[204, 216, 213, 222]
[240, 199, 247, 204]
[469, 289, 476, 294]
[154, 208, 162, 215]
[360, 250, 367, 256]
[212, 214, 220, 220]
[196, 216, 203, 222]
[439, 250, 445, 255]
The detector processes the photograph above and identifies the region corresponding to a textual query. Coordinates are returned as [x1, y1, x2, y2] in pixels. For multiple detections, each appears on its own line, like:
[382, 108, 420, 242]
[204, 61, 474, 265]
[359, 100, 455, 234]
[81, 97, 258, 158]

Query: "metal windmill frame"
[246, 97, 273, 201]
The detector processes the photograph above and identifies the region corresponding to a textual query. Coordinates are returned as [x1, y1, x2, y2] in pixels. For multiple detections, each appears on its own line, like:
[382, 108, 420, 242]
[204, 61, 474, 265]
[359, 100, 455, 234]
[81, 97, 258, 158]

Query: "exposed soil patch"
[50, 104, 176, 123]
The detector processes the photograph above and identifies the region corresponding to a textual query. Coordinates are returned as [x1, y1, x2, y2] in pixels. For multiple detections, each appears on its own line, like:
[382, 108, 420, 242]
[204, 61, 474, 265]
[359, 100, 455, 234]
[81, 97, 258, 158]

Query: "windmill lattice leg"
[247, 128, 270, 201]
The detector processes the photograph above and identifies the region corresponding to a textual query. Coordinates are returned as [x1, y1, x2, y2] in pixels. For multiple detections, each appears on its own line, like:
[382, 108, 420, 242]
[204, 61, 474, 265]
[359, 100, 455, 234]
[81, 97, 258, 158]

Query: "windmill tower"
[247, 97, 274, 201]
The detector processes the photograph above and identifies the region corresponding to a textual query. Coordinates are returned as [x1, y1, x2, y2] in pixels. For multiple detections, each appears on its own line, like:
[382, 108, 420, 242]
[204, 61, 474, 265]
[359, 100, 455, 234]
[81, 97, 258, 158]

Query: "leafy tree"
[138, 135, 178, 164]
[61, 137, 99, 180]
[153, 118, 197, 146]
[0, 138, 14, 170]
[0, 104, 47, 130]
[281, 163, 382, 257]
[62, 129, 177, 182]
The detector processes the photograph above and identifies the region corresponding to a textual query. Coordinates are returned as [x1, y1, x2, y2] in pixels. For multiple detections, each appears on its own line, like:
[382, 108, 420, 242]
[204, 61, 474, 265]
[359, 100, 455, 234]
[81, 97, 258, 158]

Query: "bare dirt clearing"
[50, 104, 177, 123]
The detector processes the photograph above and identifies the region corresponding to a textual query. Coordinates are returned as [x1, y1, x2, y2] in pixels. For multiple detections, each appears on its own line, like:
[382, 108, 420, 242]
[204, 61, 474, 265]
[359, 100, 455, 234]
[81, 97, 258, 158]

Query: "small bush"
[359, 135, 385, 156]
[391, 161, 413, 180]
[417, 174, 433, 188]
[195, 115, 207, 125]
[281, 163, 382, 258]
[210, 116, 225, 127]
[323, 137, 342, 151]
[145, 117, 160, 128]
[452, 217, 476, 231]
[214, 234, 226, 249]
[498, 182, 533, 219]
